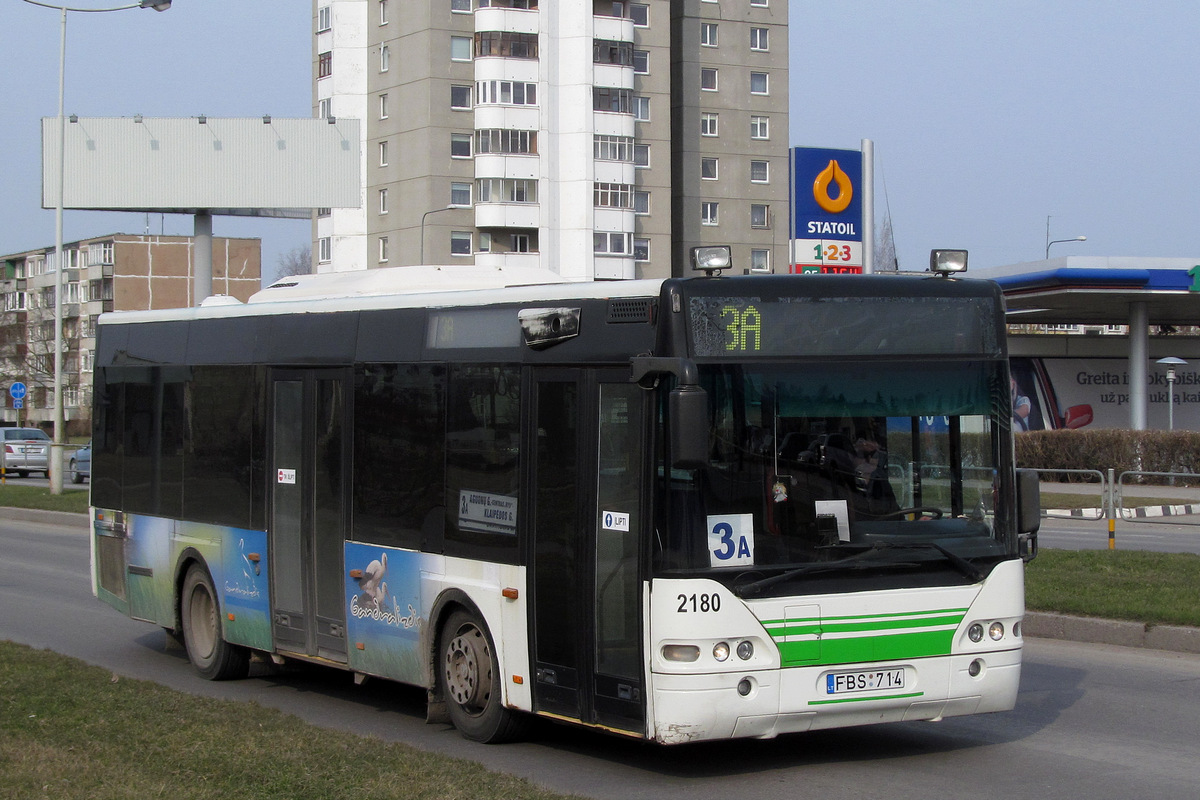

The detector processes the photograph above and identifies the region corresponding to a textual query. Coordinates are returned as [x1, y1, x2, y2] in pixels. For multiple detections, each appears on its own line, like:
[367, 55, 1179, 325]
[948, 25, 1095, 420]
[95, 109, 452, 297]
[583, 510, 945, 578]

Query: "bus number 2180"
[677, 593, 721, 613]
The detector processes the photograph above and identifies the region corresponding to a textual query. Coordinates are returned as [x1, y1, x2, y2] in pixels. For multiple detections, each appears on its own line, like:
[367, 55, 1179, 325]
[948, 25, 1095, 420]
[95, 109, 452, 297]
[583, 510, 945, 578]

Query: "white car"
[2, 428, 51, 478]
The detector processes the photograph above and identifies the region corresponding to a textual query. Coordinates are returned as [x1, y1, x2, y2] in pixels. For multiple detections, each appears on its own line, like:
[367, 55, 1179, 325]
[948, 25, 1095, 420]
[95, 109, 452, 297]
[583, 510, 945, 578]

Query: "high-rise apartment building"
[313, 0, 788, 279]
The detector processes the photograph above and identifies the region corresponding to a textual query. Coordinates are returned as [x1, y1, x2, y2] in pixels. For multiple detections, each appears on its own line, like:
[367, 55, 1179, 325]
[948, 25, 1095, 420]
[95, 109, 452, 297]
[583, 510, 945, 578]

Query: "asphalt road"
[3, 512, 1200, 799]
[1038, 515, 1200, 553]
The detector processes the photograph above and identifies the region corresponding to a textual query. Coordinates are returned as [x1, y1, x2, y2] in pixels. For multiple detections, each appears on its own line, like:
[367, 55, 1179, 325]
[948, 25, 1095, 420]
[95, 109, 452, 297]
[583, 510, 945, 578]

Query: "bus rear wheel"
[439, 609, 527, 743]
[181, 564, 249, 681]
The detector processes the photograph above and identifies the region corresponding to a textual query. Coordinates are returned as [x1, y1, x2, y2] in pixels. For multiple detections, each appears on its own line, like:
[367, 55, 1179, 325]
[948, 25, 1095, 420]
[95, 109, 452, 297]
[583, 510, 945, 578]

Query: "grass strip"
[0, 642, 581, 800]
[0, 485, 89, 515]
[1026, 549, 1200, 627]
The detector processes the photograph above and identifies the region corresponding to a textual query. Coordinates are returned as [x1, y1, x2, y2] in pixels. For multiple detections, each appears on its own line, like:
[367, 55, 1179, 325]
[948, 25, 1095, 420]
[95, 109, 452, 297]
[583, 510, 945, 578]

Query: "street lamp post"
[1157, 357, 1187, 431]
[1045, 235, 1087, 259]
[23, 0, 172, 494]
[420, 206, 456, 265]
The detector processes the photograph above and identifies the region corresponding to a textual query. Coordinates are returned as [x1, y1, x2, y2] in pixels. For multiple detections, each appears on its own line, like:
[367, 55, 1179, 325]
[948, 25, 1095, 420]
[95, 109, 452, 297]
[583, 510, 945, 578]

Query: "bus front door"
[529, 370, 646, 735]
[269, 369, 350, 664]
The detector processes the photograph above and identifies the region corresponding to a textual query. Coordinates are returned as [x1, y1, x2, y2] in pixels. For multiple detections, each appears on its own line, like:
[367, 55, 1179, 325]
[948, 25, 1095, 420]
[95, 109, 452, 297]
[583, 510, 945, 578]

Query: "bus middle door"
[269, 369, 350, 664]
[529, 369, 646, 735]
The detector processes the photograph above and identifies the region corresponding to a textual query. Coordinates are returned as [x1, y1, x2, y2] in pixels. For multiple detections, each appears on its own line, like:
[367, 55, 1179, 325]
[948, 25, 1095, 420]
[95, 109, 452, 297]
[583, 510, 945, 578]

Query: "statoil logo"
[813, 159, 853, 214]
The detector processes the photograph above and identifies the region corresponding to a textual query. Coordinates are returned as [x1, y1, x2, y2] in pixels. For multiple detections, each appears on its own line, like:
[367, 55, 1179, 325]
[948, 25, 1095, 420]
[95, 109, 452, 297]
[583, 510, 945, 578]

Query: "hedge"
[1014, 429, 1200, 483]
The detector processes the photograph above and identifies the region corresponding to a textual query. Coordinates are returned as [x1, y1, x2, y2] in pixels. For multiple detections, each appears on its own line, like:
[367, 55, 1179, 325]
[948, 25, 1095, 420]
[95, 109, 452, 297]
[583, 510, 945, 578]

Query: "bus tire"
[181, 564, 250, 681]
[439, 609, 527, 743]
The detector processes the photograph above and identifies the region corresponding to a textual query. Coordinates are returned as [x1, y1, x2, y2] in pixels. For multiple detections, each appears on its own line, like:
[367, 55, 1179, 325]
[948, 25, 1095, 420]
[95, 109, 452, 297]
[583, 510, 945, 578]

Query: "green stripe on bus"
[807, 691, 925, 706]
[777, 629, 955, 666]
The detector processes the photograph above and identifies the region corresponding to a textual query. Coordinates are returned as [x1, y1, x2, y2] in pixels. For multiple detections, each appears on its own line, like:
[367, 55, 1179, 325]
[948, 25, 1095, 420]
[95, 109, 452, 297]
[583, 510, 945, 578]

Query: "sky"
[3, 1, 1199, 282]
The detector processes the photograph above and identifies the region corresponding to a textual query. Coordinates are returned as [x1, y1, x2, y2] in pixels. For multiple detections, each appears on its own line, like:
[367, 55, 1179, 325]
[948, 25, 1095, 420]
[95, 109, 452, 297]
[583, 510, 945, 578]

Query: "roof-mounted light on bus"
[929, 249, 968, 277]
[691, 245, 733, 275]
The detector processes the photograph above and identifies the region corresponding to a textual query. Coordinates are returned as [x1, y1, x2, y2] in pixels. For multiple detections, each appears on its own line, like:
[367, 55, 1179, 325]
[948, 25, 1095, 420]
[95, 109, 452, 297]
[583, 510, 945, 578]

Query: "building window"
[750, 115, 769, 139]
[701, 67, 718, 91]
[451, 36, 472, 62]
[318, 237, 332, 263]
[477, 0, 537, 8]
[750, 0, 768, 6]
[511, 234, 531, 253]
[317, 207, 331, 217]
[451, 132, 472, 158]
[318, 51, 332, 79]
[634, 143, 649, 167]
[750, 27, 769, 51]
[750, 249, 771, 272]
[632, 95, 650, 121]
[633, 237, 650, 261]
[379, 0, 389, 23]
[751, 204, 770, 228]
[701, 22, 718, 47]
[450, 182, 472, 207]
[476, 80, 537, 105]
[379, 93, 389, 119]
[379, 188, 389, 214]
[701, 157, 718, 180]
[476, 128, 537, 154]
[594, 39, 634, 66]
[450, 0, 470, 11]
[379, 140, 389, 166]
[380, 45, 390, 72]
[594, 182, 634, 209]
[475, 31, 538, 59]
[634, 191, 649, 214]
[451, 85, 472, 109]
[594, 232, 630, 255]
[701, 112, 719, 136]
[750, 71, 769, 95]
[318, 98, 332, 119]
[594, 86, 633, 113]
[750, 159, 769, 183]
[594, 134, 635, 162]
[318, 5, 332, 32]
[701, 201, 719, 226]
[379, 236, 389, 263]
[633, 50, 649, 74]
[478, 232, 492, 252]
[477, 178, 537, 203]
[450, 231, 472, 256]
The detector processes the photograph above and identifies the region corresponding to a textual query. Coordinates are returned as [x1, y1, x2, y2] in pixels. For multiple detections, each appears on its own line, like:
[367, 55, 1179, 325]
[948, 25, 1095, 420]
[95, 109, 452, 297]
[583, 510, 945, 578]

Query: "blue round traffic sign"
[9, 382, 26, 401]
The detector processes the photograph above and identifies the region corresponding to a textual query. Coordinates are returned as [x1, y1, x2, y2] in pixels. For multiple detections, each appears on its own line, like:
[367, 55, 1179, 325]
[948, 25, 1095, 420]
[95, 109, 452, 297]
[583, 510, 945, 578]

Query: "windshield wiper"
[732, 541, 985, 598]
[733, 546, 889, 598]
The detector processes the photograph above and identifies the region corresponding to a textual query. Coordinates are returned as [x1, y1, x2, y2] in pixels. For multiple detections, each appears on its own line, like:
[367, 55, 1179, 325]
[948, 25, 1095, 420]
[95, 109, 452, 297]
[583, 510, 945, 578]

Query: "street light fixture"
[420, 206, 456, 265]
[1157, 357, 1187, 432]
[22, 0, 172, 494]
[1045, 235, 1087, 259]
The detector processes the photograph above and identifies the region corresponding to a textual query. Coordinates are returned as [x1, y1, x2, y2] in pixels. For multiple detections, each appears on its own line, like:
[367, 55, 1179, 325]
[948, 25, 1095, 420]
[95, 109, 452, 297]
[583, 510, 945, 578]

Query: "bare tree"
[275, 245, 312, 279]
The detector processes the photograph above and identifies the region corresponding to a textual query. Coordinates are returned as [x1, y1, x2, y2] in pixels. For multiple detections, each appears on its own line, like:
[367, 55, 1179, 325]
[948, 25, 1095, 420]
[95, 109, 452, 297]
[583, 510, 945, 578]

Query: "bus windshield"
[654, 359, 1013, 586]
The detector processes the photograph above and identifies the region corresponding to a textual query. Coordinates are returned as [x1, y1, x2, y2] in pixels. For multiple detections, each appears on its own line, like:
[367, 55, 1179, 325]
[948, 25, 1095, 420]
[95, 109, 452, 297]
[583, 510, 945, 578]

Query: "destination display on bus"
[687, 294, 998, 358]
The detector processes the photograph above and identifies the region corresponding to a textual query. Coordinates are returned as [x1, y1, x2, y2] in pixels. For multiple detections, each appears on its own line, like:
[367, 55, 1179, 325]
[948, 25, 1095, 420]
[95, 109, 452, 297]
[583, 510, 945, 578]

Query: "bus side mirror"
[670, 384, 709, 470]
[1016, 468, 1040, 561]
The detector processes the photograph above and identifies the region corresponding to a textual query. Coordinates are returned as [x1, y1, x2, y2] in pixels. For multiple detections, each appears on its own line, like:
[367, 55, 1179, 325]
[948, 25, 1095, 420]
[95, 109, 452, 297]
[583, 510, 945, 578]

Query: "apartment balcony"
[593, 14, 634, 43]
[475, 7, 539, 35]
[473, 105, 540, 135]
[475, 251, 541, 271]
[474, 153, 539, 181]
[594, 254, 635, 280]
[475, 202, 541, 230]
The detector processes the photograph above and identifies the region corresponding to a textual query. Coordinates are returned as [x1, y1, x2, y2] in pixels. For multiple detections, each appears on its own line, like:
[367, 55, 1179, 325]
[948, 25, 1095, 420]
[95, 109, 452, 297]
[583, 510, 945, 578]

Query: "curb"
[0, 507, 88, 528]
[1024, 611, 1200, 655]
[1044, 503, 1200, 519]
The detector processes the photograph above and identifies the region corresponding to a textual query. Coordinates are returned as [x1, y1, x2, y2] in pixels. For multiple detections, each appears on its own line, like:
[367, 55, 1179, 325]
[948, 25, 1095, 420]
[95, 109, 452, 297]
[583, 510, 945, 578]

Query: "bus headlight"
[736, 640, 754, 660]
[989, 622, 1005, 641]
[713, 642, 730, 662]
[662, 644, 700, 662]
[968, 623, 984, 643]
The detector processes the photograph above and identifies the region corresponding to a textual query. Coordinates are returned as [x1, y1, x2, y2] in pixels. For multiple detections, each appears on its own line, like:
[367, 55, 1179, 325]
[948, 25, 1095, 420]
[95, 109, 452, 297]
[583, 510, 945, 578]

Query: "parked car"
[70, 443, 91, 484]
[2, 427, 51, 478]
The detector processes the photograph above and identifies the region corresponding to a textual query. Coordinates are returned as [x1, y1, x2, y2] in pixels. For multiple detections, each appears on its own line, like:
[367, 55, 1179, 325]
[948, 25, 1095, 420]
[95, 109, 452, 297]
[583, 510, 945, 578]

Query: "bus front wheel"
[181, 564, 250, 681]
[439, 609, 527, 743]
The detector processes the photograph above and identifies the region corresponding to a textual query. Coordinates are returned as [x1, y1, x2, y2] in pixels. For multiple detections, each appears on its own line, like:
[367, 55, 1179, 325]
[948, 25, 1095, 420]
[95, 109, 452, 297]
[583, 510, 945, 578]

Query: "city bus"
[89, 249, 1041, 744]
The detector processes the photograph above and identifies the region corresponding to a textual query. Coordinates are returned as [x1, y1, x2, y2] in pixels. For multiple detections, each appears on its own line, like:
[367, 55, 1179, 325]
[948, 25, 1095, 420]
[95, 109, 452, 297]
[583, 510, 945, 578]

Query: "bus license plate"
[826, 668, 905, 694]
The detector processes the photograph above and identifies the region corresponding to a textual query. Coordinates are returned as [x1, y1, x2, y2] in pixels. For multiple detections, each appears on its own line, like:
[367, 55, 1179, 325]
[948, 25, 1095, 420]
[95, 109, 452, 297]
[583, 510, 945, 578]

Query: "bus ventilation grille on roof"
[607, 299, 655, 323]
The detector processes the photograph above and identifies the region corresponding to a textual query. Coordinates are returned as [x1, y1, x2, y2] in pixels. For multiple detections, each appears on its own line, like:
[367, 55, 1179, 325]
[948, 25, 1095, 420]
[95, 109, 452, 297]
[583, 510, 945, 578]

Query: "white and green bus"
[90, 250, 1040, 744]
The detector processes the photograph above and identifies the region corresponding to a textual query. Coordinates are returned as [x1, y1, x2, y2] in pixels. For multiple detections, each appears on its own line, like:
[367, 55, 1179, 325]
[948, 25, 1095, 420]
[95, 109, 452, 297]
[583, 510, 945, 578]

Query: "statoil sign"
[790, 147, 863, 274]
